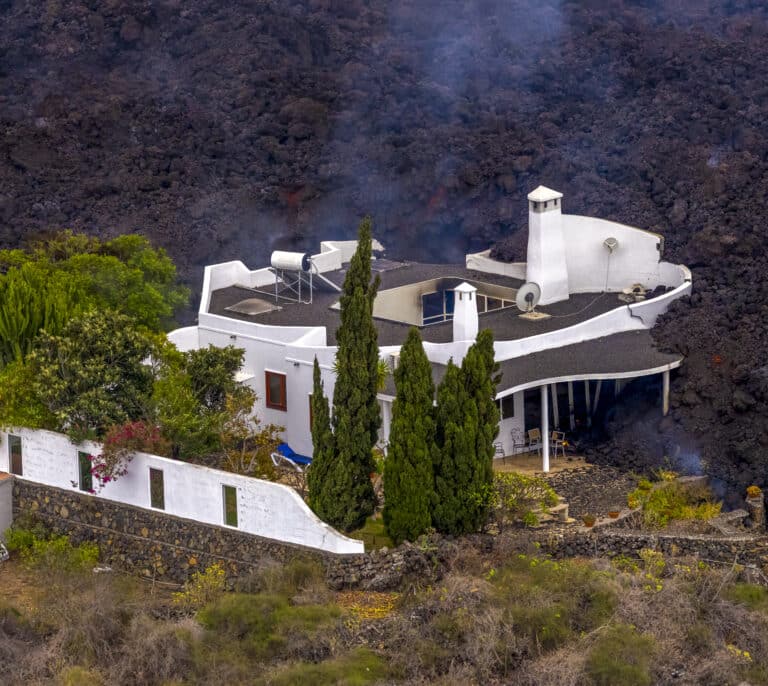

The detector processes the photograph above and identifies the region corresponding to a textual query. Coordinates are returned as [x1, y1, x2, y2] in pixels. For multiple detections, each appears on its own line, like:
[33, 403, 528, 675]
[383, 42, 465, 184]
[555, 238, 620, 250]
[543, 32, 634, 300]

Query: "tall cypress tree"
[433, 330, 500, 534]
[309, 217, 381, 531]
[383, 327, 435, 544]
[459, 328, 500, 530]
[432, 360, 478, 534]
[307, 358, 335, 520]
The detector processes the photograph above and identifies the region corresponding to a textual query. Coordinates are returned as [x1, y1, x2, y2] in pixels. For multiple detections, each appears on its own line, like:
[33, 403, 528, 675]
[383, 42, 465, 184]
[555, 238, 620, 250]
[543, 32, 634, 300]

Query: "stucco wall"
[0, 429, 363, 554]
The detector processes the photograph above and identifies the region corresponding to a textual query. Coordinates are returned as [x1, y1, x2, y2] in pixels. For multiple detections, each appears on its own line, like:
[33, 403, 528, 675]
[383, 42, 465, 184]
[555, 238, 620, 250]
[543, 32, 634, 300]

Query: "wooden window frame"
[265, 371, 287, 411]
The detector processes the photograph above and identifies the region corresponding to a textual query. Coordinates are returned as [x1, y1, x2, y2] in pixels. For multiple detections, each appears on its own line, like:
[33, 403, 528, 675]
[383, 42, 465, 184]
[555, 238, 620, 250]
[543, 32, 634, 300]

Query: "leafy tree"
[433, 329, 500, 534]
[0, 231, 189, 368]
[383, 328, 435, 544]
[28, 310, 154, 442]
[309, 217, 381, 531]
[307, 359, 336, 519]
[0, 359, 57, 430]
[220, 386, 283, 480]
[150, 343, 256, 460]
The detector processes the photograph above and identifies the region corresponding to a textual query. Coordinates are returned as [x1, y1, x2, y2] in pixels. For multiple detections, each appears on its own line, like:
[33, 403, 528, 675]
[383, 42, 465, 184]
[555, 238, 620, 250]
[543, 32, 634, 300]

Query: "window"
[78, 451, 93, 492]
[265, 371, 287, 411]
[500, 395, 516, 420]
[223, 485, 238, 527]
[8, 434, 22, 476]
[149, 468, 165, 510]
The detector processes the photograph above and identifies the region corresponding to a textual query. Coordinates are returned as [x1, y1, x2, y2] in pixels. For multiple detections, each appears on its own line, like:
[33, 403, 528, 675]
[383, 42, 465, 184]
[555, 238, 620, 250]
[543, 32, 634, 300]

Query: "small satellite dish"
[516, 282, 550, 321]
[603, 237, 619, 253]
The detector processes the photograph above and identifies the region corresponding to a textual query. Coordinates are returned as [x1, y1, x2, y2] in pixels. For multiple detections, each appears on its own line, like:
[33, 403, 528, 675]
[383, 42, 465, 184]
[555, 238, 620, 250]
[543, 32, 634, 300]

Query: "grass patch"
[350, 516, 394, 551]
[198, 592, 340, 660]
[726, 583, 768, 612]
[261, 648, 389, 686]
[585, 623, 655, 686]
[490, 555, 617, 654]
[627, 478, 721, 528]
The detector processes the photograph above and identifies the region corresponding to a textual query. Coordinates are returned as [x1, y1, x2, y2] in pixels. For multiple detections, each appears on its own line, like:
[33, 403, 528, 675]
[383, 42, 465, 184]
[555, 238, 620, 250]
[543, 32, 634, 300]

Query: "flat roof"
[382, 330, 682, 397]
[208, 262, 624, 346]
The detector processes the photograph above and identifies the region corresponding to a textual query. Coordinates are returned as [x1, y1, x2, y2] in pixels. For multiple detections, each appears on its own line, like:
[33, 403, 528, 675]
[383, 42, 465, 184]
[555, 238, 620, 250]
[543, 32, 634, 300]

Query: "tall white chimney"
[452, 282, 478, 342]
[526, 185, 570, 305]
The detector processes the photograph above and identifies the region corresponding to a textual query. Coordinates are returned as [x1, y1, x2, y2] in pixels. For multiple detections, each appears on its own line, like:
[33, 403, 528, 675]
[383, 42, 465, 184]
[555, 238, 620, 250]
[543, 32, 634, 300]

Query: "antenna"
[515, 282, 550, 321]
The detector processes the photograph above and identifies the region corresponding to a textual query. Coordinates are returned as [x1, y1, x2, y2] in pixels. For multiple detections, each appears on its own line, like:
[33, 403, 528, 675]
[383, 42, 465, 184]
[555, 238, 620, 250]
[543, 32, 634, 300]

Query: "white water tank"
[270, 251, 312, 272]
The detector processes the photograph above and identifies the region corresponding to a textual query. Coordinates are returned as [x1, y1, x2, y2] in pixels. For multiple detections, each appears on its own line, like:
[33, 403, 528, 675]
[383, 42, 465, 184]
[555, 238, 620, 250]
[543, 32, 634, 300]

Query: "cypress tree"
[460, 328, 500, 529]
[309, 217, 381, 531]
[307, 358, 335, 520]
[383, 327, 435, 544]
[433, 329, 500, 534]
[432, 360, 478, 534]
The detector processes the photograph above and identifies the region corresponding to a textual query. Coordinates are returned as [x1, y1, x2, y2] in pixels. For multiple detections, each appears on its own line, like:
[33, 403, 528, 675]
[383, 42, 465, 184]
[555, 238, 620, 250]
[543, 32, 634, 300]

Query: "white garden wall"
[0, 429, 363, 555]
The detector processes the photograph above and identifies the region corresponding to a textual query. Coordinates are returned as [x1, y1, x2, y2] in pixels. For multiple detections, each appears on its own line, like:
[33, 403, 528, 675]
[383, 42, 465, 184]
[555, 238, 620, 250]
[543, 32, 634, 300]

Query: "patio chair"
[510, 428, 526, 456]
[270, 451, 304, 473]
[550, 431, 567, 459]
[493, 442, 505, 459]
[526, 428, 542, 457]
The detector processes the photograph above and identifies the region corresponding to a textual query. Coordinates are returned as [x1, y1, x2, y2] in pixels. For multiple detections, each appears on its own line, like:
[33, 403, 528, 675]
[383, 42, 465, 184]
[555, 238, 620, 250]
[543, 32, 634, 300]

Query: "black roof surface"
[208, 261, 625, 346]
[382, 330, 681, 397]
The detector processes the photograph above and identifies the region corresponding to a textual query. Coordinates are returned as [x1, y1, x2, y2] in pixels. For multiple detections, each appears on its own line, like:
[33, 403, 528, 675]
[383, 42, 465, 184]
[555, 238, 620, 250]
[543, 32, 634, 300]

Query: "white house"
[167, 186, 692, 472]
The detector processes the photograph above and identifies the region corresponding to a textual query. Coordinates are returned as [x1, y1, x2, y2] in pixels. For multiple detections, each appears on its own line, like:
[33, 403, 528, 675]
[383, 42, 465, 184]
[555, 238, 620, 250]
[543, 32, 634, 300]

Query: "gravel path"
[544, 466, 638, 519]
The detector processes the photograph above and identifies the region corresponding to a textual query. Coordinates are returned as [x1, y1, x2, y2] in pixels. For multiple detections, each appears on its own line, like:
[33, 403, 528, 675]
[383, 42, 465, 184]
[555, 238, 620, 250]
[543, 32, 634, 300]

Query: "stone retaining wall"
[12, 480, 451, 590]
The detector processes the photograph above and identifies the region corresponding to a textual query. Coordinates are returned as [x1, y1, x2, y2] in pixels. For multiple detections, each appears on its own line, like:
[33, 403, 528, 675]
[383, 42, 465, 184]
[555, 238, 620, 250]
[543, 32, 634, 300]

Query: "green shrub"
[490, 472, 559, 530]
[492, 555, 617, 654]
[198, 593, 340, 660]
[6, 522, 99, 575]
[627, 479, 721, 528]
[685, 622, 714, 654]
[172, 562, 226, 612]
[585, 624, 655, 686]
[262, 648, 388, 686]
[726, 583, 768, 612]
[58, 665, 105, 686]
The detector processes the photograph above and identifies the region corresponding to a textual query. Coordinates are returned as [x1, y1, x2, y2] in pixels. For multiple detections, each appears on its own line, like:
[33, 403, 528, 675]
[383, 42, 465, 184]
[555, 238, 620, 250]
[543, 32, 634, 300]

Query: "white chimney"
[452, 282, 479, 341]
[526, 185, 570, 305]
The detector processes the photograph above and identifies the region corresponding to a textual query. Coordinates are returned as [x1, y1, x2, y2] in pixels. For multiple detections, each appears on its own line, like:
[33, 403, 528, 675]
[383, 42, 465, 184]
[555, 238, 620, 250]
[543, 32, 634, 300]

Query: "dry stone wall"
[12, 480, 451, 590]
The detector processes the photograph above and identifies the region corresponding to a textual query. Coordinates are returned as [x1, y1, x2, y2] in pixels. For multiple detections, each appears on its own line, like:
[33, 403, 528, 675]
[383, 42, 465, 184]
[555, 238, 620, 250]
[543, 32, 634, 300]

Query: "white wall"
[0, 429, 363, 554]
[465, 251, 527, 280]
[561, 215, 663, 292]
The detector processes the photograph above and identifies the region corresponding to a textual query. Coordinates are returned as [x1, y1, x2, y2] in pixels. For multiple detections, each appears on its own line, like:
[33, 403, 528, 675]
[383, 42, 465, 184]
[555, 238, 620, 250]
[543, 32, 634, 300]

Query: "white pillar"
[593, 380, 603, 418]
[526, 185, 569, 305]
[662, 370, 670, 416]
[541, 385, 550, 473]
[567, 381, 575, 430]
[550, 383, 560, 430]
[584, 380, 592, 427]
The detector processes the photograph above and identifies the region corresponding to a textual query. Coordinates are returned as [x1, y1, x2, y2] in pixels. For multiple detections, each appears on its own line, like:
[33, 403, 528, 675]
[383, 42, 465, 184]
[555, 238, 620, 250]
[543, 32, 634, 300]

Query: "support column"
[662, 370, 670, 417]
[567, 381, 575, 430]
[584, 380, 592, 428]
[550, 383, 560, 430]
[593, 380, 603, 418]
[541, 385, 550, 473]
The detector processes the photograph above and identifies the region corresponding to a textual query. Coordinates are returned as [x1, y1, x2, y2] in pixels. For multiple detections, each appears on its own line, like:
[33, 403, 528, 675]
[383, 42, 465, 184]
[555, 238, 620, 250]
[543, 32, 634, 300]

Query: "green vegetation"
[3, 526, 768, 686]
[585, 624, 656, 686]
[350, 516, 394, 551]
[383, 327, 435, 544]
[489, 471, 559, 529]
[628, 475, 722, 528]
[432, 330, 500, 535]
[309, 218, 381, 532]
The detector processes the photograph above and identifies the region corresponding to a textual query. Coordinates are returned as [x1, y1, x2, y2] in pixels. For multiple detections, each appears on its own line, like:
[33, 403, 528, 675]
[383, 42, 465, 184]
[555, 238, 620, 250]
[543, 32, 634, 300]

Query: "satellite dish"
[515, 282, 541, 313]
[516, 282, 550, 321]
[603, 237, 619, 253]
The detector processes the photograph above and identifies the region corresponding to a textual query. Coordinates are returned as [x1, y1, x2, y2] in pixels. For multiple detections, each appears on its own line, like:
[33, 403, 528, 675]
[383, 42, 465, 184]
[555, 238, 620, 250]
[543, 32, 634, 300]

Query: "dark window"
[78, 451, 93, 492]
[149, 468, 165, 510]
[8, 435, 22, 476]
[265, 371, 287, 411]
[223, 485, 238, 527]
[500, 395, 516, 419]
